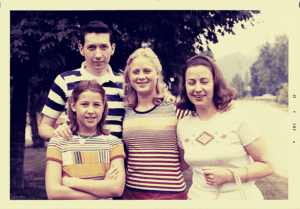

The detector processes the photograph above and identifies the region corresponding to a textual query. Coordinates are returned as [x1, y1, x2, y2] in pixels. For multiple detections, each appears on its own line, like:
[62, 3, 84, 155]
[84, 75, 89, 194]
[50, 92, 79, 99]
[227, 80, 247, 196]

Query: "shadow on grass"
[183, 168, 288, 200]
[11, 147, 288, 200]
[11, 147, 48, 200]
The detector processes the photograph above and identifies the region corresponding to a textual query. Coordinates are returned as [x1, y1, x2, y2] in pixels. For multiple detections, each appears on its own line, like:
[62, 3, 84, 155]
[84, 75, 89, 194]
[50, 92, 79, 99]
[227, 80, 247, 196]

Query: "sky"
[209, 9, 293, 60]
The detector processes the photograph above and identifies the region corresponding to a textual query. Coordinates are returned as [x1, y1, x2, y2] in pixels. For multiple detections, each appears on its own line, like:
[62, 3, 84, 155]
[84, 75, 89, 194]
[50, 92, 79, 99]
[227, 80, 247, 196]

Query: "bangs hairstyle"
[123, 47, 167, 109]
[80, 20, 114, 45]
[67, 80, 110, 135]
[177, 54, 238, 112]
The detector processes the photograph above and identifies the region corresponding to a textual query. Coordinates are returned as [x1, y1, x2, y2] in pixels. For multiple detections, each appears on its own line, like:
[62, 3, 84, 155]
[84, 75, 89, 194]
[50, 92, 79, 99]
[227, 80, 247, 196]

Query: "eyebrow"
[87, 43, 108, 47]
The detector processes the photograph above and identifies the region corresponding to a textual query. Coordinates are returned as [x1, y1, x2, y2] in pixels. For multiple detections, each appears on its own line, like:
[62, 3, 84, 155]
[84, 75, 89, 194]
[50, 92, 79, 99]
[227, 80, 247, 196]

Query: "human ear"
[71, 103, 76, 112]
[111, 43, 116, 55]
[78, 44, 84, 56]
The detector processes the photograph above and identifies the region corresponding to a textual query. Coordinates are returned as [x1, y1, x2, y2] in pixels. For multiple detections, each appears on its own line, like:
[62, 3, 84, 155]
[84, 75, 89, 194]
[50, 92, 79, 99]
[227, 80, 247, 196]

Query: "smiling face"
[71, 90, 104, 135]
[129, 56, 159, 97]
[185, 65, 215, 110]
[79, 32, 115, 76]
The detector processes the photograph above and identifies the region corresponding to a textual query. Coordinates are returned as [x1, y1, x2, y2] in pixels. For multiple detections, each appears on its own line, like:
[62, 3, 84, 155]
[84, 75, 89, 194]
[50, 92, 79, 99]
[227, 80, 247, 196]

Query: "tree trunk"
[10, 62, 30, 199]
[29, 110, 44, 147]
[29, 93, 44, 148]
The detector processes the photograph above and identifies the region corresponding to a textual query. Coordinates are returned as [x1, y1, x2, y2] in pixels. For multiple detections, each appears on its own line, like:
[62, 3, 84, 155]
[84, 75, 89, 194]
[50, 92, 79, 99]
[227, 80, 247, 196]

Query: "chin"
[137, 89, 154, 96]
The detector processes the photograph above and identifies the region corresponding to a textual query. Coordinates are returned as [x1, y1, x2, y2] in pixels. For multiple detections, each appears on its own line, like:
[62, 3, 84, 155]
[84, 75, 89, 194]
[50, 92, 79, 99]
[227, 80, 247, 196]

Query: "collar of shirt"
[80, 61, 117, 84]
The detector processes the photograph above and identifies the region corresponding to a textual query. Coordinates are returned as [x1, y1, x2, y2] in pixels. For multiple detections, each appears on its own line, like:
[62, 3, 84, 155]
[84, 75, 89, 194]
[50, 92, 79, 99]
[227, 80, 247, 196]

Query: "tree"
[10, 10, 259, 198]
[10, 11, 81, 197]
[250, 34, 288, 97]
[230, 73, 244, 98]
[277, 83, 288, 105]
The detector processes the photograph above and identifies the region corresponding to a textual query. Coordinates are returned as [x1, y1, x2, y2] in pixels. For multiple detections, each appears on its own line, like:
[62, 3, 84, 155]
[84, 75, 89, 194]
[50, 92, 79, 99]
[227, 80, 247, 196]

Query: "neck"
[77, 127, 97, 136]
[195, 104, 218, 121]
[85, 65, 109, 77]
[135, 91, 156, 111]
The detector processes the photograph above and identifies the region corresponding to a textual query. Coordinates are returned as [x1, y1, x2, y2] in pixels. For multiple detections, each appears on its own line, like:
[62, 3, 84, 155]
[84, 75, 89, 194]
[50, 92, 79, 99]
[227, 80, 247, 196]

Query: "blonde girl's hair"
[67, 80, 110, 135]
[123, 47, 167, 109]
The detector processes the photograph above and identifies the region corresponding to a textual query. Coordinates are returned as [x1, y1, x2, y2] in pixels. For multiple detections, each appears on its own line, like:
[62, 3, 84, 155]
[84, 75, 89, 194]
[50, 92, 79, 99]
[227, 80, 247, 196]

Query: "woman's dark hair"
[177, 54, 238, 112]
[67, 80, 110, 135]
[79, 20, 114, 45]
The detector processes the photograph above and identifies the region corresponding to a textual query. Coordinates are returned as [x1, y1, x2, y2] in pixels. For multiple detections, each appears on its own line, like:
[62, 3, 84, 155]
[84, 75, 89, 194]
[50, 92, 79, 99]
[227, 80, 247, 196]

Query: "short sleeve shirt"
[177, 108, 263, 199]
[46, 134, 125, 180]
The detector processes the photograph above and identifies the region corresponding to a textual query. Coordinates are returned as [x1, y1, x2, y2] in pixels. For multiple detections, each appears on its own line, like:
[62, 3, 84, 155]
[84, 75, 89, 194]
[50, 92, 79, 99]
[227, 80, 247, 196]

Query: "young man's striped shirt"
[42, 62, 125, 139]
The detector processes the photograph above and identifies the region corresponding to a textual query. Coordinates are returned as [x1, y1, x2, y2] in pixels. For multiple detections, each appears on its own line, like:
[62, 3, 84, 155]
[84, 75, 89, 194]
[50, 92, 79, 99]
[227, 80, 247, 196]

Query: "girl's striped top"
[42, 62, 125, 139]
[46, 134, 125, 179]
[122, 101, 186, 193]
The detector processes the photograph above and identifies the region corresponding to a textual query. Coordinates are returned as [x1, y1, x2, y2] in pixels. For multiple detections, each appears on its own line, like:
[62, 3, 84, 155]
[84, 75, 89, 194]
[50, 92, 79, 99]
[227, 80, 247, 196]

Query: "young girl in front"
[45, 80, 125, 200]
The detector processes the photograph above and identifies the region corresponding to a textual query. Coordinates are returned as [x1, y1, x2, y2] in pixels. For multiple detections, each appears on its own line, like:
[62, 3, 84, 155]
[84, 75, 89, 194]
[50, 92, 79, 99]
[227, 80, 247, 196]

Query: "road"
[235, 100, 288, 178]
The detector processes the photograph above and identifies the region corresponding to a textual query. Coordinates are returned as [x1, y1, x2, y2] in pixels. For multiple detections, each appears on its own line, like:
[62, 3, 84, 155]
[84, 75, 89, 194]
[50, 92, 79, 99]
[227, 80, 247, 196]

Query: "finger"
[63, 123, 73, 137]
[206, 180, 213, 185]
[53, 129, 66, 139]
[59, 130, 70, 140]
[202, 169, 213, 175]
[109, 167, 118, 173]
[107, 167, 118, 176]
[112, 169, 119, 175]
[53, 130, 58, 137]
[62, 124, 73, 139]
[205, 175, 214, 180]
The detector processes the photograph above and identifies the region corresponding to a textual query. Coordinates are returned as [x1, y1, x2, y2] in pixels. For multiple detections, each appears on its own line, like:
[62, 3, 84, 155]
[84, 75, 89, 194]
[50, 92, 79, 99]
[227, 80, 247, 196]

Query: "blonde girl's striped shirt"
[122, 101, 186, 193]
[46, 134, 125, 179]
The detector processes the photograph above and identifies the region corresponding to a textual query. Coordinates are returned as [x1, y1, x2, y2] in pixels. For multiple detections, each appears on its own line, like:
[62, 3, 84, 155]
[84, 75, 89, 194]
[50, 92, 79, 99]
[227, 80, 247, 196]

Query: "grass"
[12, 146, 288, 200]
[182, 168, 288, 200]
[262, 100, 288, 112]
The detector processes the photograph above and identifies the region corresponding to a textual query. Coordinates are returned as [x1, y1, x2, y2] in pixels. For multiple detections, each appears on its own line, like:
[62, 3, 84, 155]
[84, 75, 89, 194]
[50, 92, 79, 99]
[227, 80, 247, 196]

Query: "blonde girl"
[121, 48, 189, 200]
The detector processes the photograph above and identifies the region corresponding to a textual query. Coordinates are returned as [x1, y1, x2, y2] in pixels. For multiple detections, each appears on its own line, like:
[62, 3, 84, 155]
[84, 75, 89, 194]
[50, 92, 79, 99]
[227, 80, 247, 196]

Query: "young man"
[38, 20, 124, 141]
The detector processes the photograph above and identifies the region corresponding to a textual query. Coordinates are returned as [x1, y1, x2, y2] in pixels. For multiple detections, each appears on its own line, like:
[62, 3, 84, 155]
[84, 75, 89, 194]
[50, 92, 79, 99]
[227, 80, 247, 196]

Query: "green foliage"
[11, 10, 259, 102]
[250, 34, 288, 97]
[277, 83, 288, 105]
[230, 73, 244, 98]
[10, 12, 80, 72]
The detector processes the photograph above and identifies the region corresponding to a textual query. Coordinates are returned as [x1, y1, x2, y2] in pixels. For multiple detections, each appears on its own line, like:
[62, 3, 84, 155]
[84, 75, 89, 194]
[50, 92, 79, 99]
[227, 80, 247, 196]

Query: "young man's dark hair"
[79, 20, 114, 45]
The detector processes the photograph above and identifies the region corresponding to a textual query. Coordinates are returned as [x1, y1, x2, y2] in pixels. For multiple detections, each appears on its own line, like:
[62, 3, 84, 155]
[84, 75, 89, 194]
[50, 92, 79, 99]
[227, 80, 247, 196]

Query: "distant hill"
[215, 52, 257, 83]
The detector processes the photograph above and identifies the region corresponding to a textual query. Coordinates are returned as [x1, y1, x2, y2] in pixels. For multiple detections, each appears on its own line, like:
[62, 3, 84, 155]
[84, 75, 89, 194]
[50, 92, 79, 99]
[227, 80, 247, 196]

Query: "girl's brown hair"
[177, 54, 238, 112]
[67, 80, 110, 135]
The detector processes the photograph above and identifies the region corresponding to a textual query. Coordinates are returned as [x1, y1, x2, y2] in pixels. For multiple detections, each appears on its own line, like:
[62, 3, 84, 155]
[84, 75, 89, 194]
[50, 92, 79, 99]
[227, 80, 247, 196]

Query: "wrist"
[225, 169, 234, 182]
[244, 166, 249, 182]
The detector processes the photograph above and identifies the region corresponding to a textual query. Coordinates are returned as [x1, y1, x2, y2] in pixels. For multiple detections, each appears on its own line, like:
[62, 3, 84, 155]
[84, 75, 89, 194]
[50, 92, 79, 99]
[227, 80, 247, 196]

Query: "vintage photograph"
[2, 0, 299, 208]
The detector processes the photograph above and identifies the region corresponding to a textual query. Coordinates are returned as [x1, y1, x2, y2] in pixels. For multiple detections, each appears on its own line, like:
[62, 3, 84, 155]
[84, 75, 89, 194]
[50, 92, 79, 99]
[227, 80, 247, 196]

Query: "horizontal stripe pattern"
[42, 64, 125, 139]
[46, 134, 125, 179]
[123, 101, 186, 193]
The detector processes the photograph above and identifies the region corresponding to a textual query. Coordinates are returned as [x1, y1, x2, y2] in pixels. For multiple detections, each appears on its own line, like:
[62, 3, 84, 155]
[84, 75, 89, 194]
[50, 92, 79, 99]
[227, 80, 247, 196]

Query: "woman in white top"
[176, 55, 274, 200]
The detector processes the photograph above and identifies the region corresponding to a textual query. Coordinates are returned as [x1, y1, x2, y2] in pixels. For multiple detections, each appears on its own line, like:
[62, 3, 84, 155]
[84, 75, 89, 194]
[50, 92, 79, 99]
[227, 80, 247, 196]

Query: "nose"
[194, 82, 203, 92]
[95, 48, 103, 59]
[87, 105, 95, 114]
[137, 72, 146, 80]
